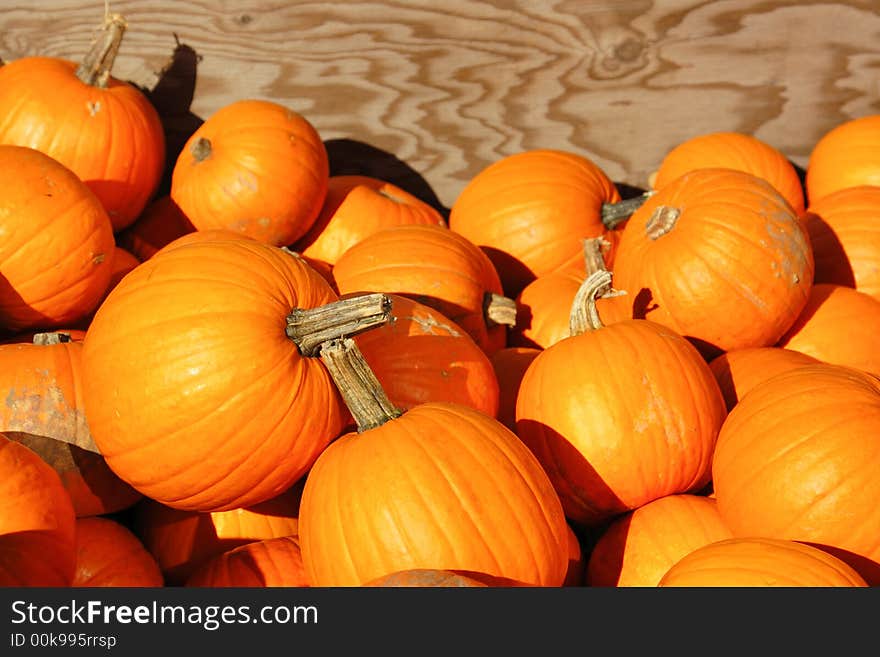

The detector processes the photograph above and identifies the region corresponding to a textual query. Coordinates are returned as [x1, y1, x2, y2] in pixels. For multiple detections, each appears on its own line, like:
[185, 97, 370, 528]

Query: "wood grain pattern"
[2, 0, 879, 212]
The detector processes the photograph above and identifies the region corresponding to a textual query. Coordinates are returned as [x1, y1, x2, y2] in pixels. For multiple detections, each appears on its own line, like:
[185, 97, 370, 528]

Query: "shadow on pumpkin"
[802, 542, 880, 586]
[0, 274, 57, 340]
[513, 419, 627, 533]
[800, 210, 855, 287]
[324, 138, 449, 220]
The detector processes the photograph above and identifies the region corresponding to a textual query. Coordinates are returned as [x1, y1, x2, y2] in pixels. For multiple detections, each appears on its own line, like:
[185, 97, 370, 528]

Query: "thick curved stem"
[569, 238, 626, 336]
[75, 13, 127, 88]
[320, 338, 402, 432]
[601, 191, 654, 229]
[32, 332, 72, 345]
[286, 293, 392, 357]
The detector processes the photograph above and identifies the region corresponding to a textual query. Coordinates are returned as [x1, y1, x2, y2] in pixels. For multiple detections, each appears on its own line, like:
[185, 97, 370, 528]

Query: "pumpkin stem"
[569, 238, 626, 335]
[286, 293, 392, 357]
[320, 338, 402, 432]
[484, 292, 517, 328]
[646, 205, 681, 240]
[601, 191, 653, 229]
[32, 332, 72, 345]
[75, 13, 128, 88]
[190, 137, 213, 163]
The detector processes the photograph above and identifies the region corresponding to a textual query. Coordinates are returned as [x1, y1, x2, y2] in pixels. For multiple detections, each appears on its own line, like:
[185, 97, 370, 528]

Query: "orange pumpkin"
[73, 516, 164, 587]
[0, 145, 115, 335]
[363, 569, 491, 587]
[708, 346, 821, 411]
[611, 168, 814, 357]
[586, 494, 733, 587]
[0, 333, 141, 517]
[171, 99, 328, 246]
[658, 537, 868, 587]
[0, 15, 165, 231]
[515, 261, 727, 527]
[333, 224, 514, 355]
[777, 283, 880, 376]
[117, 195, 195, 261]
[448, 149, 620, 297]
[186, 536, 309, 588]
[0, 434, 77, 586]
[354, 294, 500, 417]
[652, 131, 805, 215]
[803, 185, 880, 300]
[132, 483, 302, 585]
[806, 114, 880, 204]
[489, 346, 541, 433]
[299, 340, 570, 587]
[712, 363, 880, 584]
[293, 175, 447, 268]
[510, 266, 585, 350]
[81, 237, 385, 511]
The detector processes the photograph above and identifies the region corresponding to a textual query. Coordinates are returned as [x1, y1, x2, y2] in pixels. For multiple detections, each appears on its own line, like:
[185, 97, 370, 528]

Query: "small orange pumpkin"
[0, 14, 165, 231]
[806, 114, 880, 204]
[658, 537, 868, 587]
[73, 516, 164, 587]
[0, 434, 77, 586]
[489, 346, 541, 433]
[171, 99, 329, 246]
[186, 536, 309, 588]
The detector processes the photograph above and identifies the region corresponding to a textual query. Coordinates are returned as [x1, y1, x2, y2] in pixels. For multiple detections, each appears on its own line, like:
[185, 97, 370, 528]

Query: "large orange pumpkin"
[333, 224, 515, 355]
[448, 149, 620, 297]
[0, 333, 141, 517]
[299, 339, 570, 587]
[0, 14, 165, 231]
[803, 185, 880, 300]
[658, 537, 868, 587]
[73, 516, 164, 587]
[186, 536, 309, 588]
[354, 294, 500, 417]
[777, 283, 880, 376]
[712, 363, 880, 584]
[171, 99, 328, 246]
[652, 131, 805, 215]
[708, 346, 821, 411]
[80, 236, 390, 511]
[515, 263, 727, 527]
[0, 145, 115, 335]
[586, 494, 733, 587]
[806, 114, 880, 204]
[0, 434, 77, 586]
[611, 168, 814, 357]
[132, 483, 302, 585]
[293, 175, 447, 268]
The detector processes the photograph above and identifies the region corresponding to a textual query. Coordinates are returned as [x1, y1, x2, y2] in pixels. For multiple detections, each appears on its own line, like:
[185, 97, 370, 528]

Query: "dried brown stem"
[287, 293, 392, 357]
[601, 192, 653, 229]
[484, 292, 517, 328]
[75, 13, 128, 87]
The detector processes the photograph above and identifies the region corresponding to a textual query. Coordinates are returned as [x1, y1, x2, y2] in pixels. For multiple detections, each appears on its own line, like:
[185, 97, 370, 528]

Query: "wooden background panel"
[1, 0, 880, 213]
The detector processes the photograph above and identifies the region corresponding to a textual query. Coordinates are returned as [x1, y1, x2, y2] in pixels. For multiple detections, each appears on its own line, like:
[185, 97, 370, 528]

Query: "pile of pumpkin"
[0, 13, 878, 588]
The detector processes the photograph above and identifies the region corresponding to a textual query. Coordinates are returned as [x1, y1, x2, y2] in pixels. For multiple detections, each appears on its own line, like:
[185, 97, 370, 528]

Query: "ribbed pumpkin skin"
[448, 149, 620, 297]
[354, 294, 500, 417]
[653, 131, 805, 215]
[806, 115, 880, 204]
[294, 175, 447, 267]
[490, 347, 541, 432]
[117, 195, 195, 261]
[777, 283, 880, 376]
[0, 339, 141, 517]
[363, 569, 489, 587]
[133, 484, 302, 586]
[0, 145, 115, 334]
[333, 224, 509, 354]
[712, 364, 880, 585]
[299, 402, 570, 587]
[171, 99, 328, 246]
[708, 347, 821, 411]
[611, 168, 814, 356]
[0, 58, 166, 231]
[510, 267, 584, 350]
[515, 320, 726, 528]
[81, 238, 347, 512]
[658, 537, 868, 587]
[586, 494, 733, 587]
[186, 536, 309, 588]
[0, 434, 77, 586]
[804, 185, 880, 300]
[73, 517, 164, 587]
